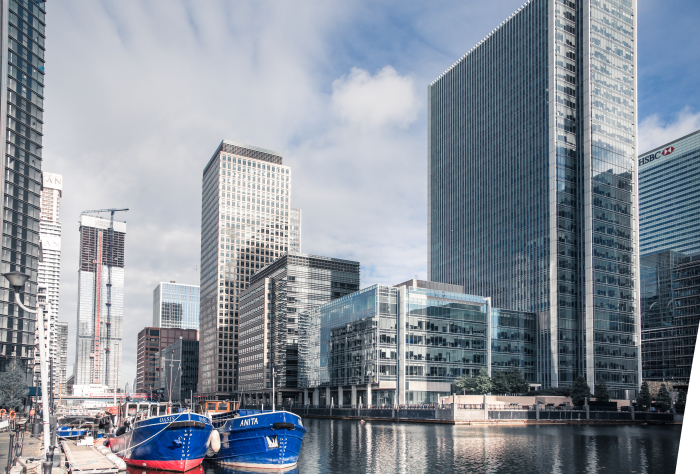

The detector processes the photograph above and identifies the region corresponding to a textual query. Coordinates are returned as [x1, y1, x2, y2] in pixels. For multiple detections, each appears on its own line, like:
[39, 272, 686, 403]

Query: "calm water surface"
[203, 419, 682, 474]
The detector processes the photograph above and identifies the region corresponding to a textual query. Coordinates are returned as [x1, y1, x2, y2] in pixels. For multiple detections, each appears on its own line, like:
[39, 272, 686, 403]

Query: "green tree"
[453, 375, 478, 395]
[570, 376, 591, 406]
[636, 381, 652, 410]
[594, 378, 610, 403]
[474, 368, 492, 395]
[491, 371, 510, 394]
[0, 358, 29, 411]
[675, 390, 687, 413]
[656, 383, 672, 412]
[506, 366, 530, 394]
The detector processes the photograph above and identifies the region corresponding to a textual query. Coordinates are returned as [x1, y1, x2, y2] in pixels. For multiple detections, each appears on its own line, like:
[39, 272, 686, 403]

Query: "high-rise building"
[56, 321, 68, 395]
[0, 0, 47, 380]
[136, 327, 198, 396]
[153, 282, 200, 330]
[74, 214, 126, 390]
[428, 0, 640, 397]
[239, 252, 360, 405]
[158, 338, 199, 403]
[640, 250, 699, 387]
[289, 208, 302, 253]
[199, 140, 291, 399]
[38, 172, 62, 392]
[34, 283, 49, 388]
[639, 129, 700, 257]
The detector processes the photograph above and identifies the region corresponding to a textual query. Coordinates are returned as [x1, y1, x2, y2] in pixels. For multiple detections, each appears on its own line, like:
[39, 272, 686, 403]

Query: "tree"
[594, 378, 610, 403]
[675, 390, 687, 413]
[656, 383, 672, 412]
[491, 371, 510, 394]
[474, 368, 492, 395]
[570, 376, 591, 406]
[0, 358, 29, 411]
[506, 366, 530, 394]
[453, 375, 478, 395]
[636, 381, 652, 410]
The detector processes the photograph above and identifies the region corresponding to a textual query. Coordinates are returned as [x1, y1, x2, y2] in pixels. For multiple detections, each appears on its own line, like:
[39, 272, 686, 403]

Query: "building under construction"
[74, 212, 127, 390]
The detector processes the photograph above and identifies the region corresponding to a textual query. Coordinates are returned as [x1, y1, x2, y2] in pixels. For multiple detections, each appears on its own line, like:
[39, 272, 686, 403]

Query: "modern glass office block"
[153, 282, 200, 330]
[639, 130, 700, 257]
[199, 140, 291, 399]
[289, 208, 302, 253]
[0, 0, 46, 380]
[428, 0, 640, 398]
[299, 279, 535, 405]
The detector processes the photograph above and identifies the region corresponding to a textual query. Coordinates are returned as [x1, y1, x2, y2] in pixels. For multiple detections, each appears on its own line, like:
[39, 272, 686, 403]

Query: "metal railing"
[5, 419, 26, 474]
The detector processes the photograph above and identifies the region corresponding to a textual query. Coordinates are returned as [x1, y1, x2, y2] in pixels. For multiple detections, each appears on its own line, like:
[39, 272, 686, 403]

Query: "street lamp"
[3, 271, 52, 472]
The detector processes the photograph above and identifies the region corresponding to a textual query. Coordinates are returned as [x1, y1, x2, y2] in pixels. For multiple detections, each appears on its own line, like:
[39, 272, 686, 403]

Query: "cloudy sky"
[43, 0, 700, 387]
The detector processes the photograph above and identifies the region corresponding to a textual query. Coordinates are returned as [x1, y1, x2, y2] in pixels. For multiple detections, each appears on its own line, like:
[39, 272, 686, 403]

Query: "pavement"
[1, 420, 47, 470]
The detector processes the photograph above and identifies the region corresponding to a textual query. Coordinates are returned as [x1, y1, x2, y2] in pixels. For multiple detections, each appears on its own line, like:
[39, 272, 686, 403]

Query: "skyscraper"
[199, 140, 291, 399]
[639, 129, 700, 257]
[428, 0, 639, 397]
[0, 0, 46, 379]
[56, 321, 68, 395]
[38, 172, 62, 391]
[74, 214, 126, 390]
[136, 327, 197, 395]
[153, 282, 200, 330]
[289, 208, 302, 253]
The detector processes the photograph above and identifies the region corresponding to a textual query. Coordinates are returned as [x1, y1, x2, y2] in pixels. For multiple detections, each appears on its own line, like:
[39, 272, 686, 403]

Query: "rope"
[110, 417, 179, 456]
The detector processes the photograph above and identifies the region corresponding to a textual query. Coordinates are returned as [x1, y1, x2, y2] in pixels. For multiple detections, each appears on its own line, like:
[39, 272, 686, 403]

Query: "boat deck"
[62, 442, 119, 474]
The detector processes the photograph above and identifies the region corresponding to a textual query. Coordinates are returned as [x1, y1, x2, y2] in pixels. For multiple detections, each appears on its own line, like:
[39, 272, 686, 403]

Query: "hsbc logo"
[639, 146, 675, 167]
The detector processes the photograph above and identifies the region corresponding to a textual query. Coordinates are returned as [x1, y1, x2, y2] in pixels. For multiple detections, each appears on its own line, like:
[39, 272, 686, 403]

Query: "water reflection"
[203, 461, 297, 474]
[268, 419, 680, 474]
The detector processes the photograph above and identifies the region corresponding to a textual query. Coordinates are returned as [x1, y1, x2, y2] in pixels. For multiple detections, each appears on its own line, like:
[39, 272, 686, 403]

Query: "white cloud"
[638, 107, 700, 152]
[331, 66, 420, 129]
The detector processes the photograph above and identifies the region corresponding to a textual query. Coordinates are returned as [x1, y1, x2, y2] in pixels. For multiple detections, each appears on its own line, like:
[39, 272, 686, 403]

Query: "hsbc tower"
[639, 129, 700, 257]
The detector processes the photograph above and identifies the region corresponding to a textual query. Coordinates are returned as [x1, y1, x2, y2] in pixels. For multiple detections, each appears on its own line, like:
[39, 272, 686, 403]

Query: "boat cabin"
[197, 401, 239, 416]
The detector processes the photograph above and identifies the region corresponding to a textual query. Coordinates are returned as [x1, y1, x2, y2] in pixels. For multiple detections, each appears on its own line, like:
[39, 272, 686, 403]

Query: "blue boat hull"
[208, 411, 306, 469]
[109, 413, 212, 471]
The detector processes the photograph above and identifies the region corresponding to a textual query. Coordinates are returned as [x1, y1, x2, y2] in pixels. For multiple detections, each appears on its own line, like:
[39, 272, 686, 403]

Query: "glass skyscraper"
[199, 140, 291, 399]
[289, 208, 302, 253]
[429, 0, 639, 397]
[639, 129, 700, 257]
[153, 282, 200, 330]
[0, 0, 46, 380]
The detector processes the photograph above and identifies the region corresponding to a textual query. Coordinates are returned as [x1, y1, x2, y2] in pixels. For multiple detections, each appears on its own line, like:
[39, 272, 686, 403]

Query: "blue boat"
[207, 410, 306, 469]
[108, 402, 215, 472]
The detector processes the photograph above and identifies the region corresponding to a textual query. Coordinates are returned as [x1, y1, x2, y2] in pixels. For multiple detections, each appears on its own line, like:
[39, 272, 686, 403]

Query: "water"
[202, 419, 682, 474]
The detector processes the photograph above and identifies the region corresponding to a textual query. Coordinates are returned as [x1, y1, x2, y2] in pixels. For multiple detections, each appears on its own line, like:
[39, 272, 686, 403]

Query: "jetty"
[62, 442, 124, 474]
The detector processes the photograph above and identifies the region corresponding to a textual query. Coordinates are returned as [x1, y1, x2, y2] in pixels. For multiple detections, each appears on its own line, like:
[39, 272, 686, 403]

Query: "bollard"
[32, 422, 41, 437]
[6, 431, 15, 474]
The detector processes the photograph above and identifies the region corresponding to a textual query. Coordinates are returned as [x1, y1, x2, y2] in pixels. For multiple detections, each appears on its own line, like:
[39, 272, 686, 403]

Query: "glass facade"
[299, 280, 535, 405]
[639, 129, 700, 257]
[239, 252, 360, 405]
[153, 282, 200, 330]
[428, 0, 640, 398]
[289, 208, 301, 253]
[199, 140, 291, 399]
[0, 0, 46, 380]
[640, 250, 699, 386]
[158, 339, 199, 403]
[136, 327, 198, 395]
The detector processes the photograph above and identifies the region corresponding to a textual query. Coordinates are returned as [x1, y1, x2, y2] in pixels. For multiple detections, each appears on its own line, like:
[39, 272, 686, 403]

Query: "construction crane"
[81, 208, 128, 391]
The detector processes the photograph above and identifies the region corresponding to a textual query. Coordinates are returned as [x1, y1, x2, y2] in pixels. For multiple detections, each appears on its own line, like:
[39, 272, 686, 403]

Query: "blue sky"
[43, 0, 700, 387]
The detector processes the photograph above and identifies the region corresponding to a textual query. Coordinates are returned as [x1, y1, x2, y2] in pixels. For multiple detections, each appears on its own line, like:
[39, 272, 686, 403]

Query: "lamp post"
[3, 272, 51, 471]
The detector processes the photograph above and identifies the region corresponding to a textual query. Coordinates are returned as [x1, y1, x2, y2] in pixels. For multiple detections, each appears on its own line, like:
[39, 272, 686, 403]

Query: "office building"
[0, 0, 47, 380]
[640, 250, 700, 387]
[136, 327, 198, 396]
[159, 338, 199, 403]
[153, 282, 200, 330]
[299, 279, 535, 405]
[239, 252, 360, 405]
[74, 214, 126, 390]
[289, 208, 302, 253]
[639, 129, 700, 256]
[428, 0, 640, 397]
[33, 283, 49, 388]
[38, 172, 62, 393]
[199, 140, 291, 399]
[56, 321, 68, 395]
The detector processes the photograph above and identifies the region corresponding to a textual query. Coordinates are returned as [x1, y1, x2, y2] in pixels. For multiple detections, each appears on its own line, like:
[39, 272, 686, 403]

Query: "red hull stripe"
[122, 457, 204, 472]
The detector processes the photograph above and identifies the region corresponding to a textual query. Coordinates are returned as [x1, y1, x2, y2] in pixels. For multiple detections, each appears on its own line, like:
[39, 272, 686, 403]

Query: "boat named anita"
[107, 401, 216, 471]
[207, 409, 306, 469]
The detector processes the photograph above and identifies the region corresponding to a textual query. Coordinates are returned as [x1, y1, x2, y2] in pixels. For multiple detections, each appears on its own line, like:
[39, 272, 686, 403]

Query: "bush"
[594, 379, 610, 403]
[675, 390, 686, 413]
[656, 384, 672, 412]
[571, 376, 592, 406]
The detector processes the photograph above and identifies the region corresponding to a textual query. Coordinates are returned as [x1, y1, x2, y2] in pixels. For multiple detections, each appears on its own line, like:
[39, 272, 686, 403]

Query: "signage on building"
[43, 172, 62, 191]
[639, 146, 675, 167]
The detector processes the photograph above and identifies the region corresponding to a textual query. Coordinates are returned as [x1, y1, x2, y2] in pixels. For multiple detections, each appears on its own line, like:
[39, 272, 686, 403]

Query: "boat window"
[127, 404, 138, 416]
[218, 402, 228, 411]
[150, 405, 158, 417]
[159, 406, 167, 415]
[207, 402, 216, 410]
